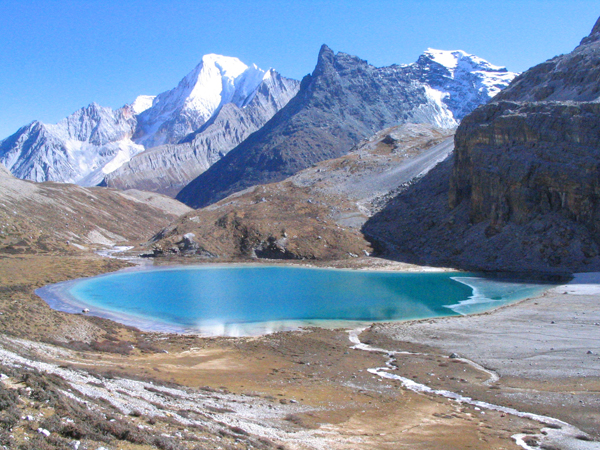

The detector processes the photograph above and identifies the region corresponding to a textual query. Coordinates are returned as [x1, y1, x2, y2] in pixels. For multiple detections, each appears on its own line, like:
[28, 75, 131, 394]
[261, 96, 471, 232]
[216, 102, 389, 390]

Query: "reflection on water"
[36, 266, 555, 336]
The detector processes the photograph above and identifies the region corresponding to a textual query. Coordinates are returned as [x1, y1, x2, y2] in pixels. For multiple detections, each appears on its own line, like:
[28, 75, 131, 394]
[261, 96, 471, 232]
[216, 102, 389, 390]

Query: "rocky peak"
[312, 44, 336, 77]
[580, 17, 600, 45]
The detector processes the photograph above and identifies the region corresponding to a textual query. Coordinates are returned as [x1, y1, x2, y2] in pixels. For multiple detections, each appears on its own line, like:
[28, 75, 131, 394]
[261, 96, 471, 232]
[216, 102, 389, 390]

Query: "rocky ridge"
[364, 17, 600, 273]
[0, 103, 143, 186]
[176, 45, 515, 209]
[0, 56, 299, 192]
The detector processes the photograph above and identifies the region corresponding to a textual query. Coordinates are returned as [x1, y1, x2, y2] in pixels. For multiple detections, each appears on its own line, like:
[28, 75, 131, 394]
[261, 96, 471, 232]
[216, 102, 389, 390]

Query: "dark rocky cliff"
[364, 17, 600, 273]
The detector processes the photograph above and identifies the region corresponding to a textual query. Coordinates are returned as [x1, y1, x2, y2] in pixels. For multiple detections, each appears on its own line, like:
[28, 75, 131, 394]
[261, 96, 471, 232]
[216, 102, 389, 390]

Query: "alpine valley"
[1, 18, 600, 450]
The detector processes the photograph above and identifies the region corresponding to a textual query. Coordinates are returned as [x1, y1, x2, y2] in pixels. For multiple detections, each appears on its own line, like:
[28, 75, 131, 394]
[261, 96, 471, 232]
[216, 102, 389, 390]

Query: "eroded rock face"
[448, 18, 600, 252]
[450, 101, 600, 233]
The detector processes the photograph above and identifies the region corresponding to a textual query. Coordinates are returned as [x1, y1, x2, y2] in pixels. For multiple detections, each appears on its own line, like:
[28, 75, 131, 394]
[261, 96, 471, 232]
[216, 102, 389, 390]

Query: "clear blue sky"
[0, 0, 597, 139]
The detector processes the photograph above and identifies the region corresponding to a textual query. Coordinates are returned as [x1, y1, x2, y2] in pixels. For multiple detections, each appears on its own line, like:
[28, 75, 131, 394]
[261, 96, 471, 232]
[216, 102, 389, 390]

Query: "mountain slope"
[0, 163, 191, 253]
[364, 17, 600, 273]
[151, 124, 453, 260]
[104, 69, 299, 196]
[176, 45, 514, 208]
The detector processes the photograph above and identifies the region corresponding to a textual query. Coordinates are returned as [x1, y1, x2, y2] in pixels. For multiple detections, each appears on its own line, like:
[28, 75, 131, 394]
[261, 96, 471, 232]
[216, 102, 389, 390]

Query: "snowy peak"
[414, 48, 518, 120]
[134, 54, 269, 148]
[422, 48, 507, 74]
[181, 54, 254, 115]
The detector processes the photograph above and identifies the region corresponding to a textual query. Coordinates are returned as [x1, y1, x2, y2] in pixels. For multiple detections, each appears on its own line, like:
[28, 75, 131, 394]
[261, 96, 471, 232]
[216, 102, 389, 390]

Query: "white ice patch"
[554, 272, 600, 296]
[445, 277, 547, 315]
[75, 139, 145, 186]
[418, 85, 458, 128]
[425, 48, 462, 70]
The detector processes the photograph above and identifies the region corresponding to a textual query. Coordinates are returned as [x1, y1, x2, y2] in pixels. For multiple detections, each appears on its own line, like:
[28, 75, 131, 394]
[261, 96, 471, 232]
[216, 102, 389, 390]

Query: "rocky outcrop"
[176, 45, 514, 209]
[365, 17, 600, 273]
[104, 70, 299, 196]
[450, 101, 600, 231]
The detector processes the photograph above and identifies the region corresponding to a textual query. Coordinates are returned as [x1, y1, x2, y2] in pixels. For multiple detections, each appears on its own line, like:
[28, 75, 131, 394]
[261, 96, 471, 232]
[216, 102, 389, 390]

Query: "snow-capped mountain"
[134, 54, 274, 148]
[0, 103, 144, 185]
[413, 48, 517, 121]
[0, 49, 513, 190]
[0, 55, 298, 186]
[104, 68, 300, 196]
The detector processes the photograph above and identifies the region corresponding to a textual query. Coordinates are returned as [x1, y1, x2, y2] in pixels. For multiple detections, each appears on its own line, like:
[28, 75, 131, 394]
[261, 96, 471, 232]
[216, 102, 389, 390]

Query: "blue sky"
[0, 0, 597, 139]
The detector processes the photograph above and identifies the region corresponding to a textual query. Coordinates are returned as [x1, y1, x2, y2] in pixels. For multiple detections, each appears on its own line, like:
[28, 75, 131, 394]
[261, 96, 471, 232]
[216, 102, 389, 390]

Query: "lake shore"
[0, 252, 598, 449]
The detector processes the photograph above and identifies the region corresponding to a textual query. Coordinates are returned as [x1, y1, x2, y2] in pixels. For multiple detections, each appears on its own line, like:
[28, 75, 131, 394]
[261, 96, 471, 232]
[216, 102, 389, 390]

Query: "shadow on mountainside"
[362, 155, 600, 275]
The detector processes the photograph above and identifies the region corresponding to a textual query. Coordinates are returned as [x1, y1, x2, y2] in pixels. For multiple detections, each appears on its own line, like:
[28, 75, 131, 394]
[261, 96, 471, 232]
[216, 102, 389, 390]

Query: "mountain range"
[177, 45, 516, 207]
[0, 55, 299, 192]
[0, 46, 515, 200]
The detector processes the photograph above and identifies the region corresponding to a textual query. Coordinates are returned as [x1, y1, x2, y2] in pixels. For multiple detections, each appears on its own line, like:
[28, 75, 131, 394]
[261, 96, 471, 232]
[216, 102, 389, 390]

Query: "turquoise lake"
[36, 265, 554, 336]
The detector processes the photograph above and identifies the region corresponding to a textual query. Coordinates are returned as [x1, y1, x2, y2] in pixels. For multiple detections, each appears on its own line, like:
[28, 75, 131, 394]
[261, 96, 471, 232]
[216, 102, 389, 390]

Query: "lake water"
[37, 265, 554, 336]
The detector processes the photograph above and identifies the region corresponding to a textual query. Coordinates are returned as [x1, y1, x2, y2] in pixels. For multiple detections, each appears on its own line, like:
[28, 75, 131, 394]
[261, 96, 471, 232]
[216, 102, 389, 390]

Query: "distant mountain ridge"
[0, 103, 142, 185]
[176, 45, 516, 208]
[0, 55, 299, 188]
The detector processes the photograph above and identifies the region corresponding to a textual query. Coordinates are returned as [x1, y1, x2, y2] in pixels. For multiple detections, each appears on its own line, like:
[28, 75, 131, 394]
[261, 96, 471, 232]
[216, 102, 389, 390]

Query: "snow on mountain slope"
[0, 103, 144, 185]
[133, 54, 270, 148]
[131, 95, 156, 114]
[104, 68, 300, 196]
[414, 48, 518, 121]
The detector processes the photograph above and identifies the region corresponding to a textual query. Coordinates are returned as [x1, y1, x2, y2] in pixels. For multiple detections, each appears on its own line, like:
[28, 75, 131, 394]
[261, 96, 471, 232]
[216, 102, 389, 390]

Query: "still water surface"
[37, 265, 553, 335]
